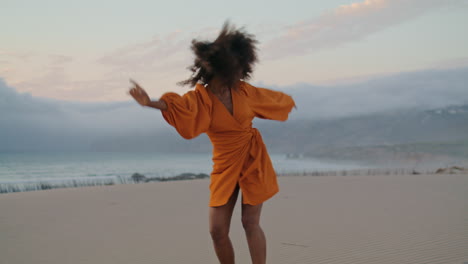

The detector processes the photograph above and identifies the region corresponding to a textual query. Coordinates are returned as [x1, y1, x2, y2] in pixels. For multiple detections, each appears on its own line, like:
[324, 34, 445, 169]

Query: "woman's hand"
[128, 79, 151, 106]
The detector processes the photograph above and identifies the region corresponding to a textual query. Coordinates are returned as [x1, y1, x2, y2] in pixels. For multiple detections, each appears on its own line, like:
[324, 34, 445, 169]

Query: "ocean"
[0, 152, 365, 193]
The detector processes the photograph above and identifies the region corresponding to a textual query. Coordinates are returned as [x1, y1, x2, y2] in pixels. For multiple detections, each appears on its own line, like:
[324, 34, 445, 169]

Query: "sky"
[1, 0, 468, 102]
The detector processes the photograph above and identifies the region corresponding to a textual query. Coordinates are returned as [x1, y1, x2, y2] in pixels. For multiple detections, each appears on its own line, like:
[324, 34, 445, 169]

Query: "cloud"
[2, 65, 468, 151]
[6, 53, 128, 102]
[262, 0, 465, 60]
[0, 78, 168, 151]
[49, 54, 73, 65]
[3, 1, 466, 102]
[0, 52, 78, 99]
[285, 66, 468, 120]
[97, 26, 237, 77]
[0, 78, 61, 114]
[430, 57, 468, 70]
[14, 69, 127, 102]
[0, 50, 35, 61]
[97, 30, 201, 76]
[98, 34, 182, 69]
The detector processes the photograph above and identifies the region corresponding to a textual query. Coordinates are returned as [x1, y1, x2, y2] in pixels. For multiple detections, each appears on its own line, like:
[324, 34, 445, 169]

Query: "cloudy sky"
[1, 0, 468, 102]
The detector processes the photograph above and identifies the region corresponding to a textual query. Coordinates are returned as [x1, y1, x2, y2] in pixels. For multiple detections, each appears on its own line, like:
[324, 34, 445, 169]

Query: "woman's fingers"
[129, 79, 146, 95]
[128, 86, 140, 96]
[128, 79, 150, 106]
[129, 79, 142, 90]
[129, 79, 138, 87]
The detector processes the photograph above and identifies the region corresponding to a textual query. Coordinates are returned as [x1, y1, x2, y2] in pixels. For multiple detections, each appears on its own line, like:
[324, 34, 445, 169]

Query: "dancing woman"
[129, 22, 295, 264]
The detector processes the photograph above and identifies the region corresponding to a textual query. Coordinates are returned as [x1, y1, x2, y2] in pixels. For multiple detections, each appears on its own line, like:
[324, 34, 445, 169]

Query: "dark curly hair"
[178, 21, 258, 90]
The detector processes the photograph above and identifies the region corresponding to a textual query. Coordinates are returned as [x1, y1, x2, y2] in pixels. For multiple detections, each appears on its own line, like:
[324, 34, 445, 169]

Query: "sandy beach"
[1, 174, 467, 264]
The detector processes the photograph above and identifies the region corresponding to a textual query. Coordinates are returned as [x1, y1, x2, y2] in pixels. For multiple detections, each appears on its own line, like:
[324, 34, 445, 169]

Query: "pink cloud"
[49, 54, 73, 65]
[97, 30, 192, 73]
[262, 0, 465, 60]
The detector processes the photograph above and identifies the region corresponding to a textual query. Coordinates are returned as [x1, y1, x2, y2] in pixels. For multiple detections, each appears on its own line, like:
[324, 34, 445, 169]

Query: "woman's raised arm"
[128, 79, 167, 110]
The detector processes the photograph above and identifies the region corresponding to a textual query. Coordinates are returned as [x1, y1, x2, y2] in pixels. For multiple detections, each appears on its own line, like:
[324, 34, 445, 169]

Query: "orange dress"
[160, 81, 295, 207]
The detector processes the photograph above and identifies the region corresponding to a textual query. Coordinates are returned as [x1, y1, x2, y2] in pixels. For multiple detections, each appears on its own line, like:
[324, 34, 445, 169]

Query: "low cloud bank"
[1, 66, 467, 151]
[284, 66, 468, 120]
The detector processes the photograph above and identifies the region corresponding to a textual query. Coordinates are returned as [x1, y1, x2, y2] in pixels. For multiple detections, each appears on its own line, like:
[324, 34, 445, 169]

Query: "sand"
[1, 174, 467, 264]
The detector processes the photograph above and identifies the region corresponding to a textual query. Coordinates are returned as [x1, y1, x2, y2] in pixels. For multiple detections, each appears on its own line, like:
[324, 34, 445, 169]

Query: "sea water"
[0, 152, 365, 193]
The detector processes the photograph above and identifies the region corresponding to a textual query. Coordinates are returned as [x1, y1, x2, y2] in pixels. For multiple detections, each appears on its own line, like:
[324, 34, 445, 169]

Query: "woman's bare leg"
[209, 186, 239, 264]
[241, 202, 266, 264]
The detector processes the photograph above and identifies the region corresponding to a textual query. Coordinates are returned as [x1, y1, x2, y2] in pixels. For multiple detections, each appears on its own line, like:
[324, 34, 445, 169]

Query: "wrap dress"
[160, 81, 295, 207]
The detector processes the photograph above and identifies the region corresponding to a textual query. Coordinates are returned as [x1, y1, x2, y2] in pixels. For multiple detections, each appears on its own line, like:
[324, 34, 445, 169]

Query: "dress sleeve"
[160, 85, 212, 139]
[242, 82, 295, 121]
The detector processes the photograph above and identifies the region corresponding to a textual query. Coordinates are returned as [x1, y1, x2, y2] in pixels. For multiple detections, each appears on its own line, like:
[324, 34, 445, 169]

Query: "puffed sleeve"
[160, 85, 212, 139]
[241, 82, 295, 121]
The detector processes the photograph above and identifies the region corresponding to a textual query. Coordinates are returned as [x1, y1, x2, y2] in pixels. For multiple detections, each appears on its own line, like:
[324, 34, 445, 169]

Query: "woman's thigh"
[241, 200, 263, 227]
[209, 185, 240, 233]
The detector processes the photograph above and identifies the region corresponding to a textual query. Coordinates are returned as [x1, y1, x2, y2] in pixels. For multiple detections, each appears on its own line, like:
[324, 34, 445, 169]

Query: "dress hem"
[208, 188, 279, 207]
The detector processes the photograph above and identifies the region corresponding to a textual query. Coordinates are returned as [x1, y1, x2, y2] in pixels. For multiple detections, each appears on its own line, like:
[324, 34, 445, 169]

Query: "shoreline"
[1, 166, 466, 194]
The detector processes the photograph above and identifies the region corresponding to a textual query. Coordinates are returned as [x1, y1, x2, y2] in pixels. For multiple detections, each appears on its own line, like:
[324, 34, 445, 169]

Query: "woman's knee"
[209, 224, 230, 242]
[241, 203, 262, 232]
[241, 215, 260, 232]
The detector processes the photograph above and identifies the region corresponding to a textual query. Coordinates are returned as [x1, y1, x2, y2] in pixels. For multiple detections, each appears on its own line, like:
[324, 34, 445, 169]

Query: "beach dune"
[1, 174, 467, 264]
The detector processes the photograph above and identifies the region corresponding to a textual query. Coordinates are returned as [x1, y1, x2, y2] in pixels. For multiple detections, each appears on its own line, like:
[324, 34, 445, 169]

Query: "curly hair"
[178, 21, 258, 90]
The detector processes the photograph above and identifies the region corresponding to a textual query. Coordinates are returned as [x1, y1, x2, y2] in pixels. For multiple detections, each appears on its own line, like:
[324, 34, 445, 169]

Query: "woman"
[128, 22, 295, 264]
